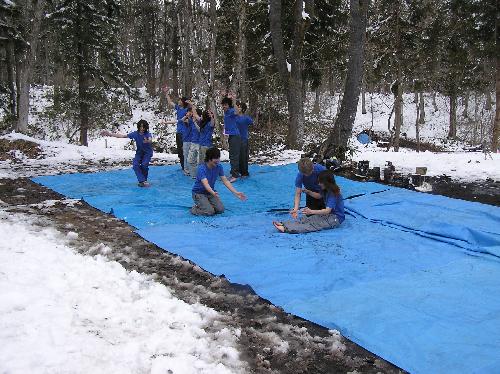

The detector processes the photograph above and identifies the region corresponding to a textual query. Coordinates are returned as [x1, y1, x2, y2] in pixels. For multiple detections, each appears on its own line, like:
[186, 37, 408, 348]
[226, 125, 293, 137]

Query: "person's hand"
[302, 188, 310, 195]
[235, 191, 247, 201]
[301, 207, 313, 215]
[289, 209, 298, 219]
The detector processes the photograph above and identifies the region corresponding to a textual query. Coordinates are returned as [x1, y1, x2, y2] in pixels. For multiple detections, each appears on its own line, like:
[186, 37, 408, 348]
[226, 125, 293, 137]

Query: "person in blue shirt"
[101, 120, 153, 187]
[186, 107, 203, 177]
[191, 147, 247, 216]
[273, 170, 345, 233]
[166, 92, 190, 171]
[290, 157, 327, 218]
[236, 101, 253, 177]
[181, 108, 194, 176]
[221, 97, 241, 182]
[198, 109, 215, 165]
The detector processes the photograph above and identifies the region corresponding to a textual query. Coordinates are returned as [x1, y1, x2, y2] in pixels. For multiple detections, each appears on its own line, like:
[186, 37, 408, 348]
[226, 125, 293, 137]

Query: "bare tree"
[492, 0, 500, 152]
[318, 0, 369, 160]
[15, 0, 46, 133]
[269, 0, 313, 149]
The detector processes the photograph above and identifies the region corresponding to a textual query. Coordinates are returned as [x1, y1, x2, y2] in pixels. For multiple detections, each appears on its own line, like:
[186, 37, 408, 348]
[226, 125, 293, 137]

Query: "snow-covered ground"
[0, 210, 247, 374]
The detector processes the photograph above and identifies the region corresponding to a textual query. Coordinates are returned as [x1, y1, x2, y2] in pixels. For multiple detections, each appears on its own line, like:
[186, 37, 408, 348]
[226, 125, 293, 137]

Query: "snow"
[0, 210, 247, 374]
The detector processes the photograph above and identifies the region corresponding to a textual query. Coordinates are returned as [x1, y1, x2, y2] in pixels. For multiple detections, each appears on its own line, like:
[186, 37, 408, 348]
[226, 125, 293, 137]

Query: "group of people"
[102, 95, 345, 234]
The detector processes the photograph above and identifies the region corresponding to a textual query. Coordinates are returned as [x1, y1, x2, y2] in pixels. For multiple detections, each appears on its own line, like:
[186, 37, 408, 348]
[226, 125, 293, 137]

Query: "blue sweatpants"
[132, 151, 152, 183]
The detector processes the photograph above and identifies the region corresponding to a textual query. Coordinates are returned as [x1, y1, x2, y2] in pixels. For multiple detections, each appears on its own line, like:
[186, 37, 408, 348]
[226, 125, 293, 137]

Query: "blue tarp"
[33, 163, 500, 374]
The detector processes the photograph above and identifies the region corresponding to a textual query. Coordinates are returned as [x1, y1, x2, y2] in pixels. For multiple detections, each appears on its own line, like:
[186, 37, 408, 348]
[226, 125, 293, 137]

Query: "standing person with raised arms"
[290, 157, 327, 219]
[221, 96, 241, 182]
[236, 101, 253, 178]
[165, 86, 190, 172]
[191, 147, 247, 216]
[101, 119, 153, 187]
[198, 109, 215, 164]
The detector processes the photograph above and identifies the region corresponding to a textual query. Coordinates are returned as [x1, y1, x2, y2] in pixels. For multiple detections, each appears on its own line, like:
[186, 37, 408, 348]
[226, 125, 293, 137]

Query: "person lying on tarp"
[101, 119, 153, 188]
[290, 157, 327, 219]
[273, 170, 345, 233]
[191, 147, 247, 216]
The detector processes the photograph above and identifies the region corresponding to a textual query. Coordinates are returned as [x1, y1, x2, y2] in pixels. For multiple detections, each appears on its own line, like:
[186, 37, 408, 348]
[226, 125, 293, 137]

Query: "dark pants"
[239, 139, 249, 176]
[176, 132, 184, 170]
[191, 193, 225, 216]
[132, 151, 152, 183]
[228, 135, 241, 178]
[306, 194, 325, 210]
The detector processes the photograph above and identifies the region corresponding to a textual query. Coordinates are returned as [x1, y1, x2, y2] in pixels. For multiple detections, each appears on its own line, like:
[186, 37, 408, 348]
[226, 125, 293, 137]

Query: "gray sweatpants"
[282, 214, 340, 234]
[191, 193, 225, 216]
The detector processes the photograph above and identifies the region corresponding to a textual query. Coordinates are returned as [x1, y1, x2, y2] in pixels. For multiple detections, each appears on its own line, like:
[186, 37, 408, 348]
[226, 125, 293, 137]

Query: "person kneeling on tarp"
[273, 170, 345, 233]
[290, 157, 327, 219]
[191, 147, 247, 216]
[101, 119, 153, 187]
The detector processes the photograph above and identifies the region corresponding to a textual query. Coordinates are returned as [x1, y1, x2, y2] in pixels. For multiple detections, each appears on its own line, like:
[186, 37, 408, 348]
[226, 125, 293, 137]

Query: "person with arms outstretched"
[101, 119, 153, 187]
[191, 147, 247, 216]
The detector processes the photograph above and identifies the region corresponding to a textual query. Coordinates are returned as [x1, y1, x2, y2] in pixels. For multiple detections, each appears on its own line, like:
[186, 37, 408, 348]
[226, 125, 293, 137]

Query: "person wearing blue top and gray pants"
[236, 101, 253, 177]
[274, 170, 345, 233]
[191, 147, 247, 216]
[221, 97, 241, 182]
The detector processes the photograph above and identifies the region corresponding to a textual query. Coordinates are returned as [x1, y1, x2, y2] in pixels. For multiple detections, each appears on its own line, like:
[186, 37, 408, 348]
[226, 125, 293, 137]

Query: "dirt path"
[2, 177, 403, 373]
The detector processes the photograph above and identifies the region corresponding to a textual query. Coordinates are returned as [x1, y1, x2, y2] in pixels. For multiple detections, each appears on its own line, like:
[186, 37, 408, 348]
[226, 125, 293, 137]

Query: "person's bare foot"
[229, 176, 239, 183]
[138, 181, 151, 187]
[273, 221, 285, 233]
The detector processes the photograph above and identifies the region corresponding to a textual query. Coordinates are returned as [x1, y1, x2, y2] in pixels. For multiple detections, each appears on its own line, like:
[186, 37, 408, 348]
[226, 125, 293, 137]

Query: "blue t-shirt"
[181, 119, 193, 143]
[175, 104, 189, 134]
[127, 131, 153, 154]
[192, 163, 225, 194]
[199, 121, 214, 147]
[190, 119, 200, 144]
[223, 107, 240, 136]
[295, 163, 327, 192]
[236, 114, 253, 141]
[323, 191, 345, 223]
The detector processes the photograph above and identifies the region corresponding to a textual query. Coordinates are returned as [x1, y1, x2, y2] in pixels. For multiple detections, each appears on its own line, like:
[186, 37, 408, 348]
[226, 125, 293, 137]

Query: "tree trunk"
[15, 0, 46, 133]
[415, 92, 421, 153]
[6, 39, 17, 118]
[318, 0, 369, 160]
[312, 88, 320, 115]
[269, 0, 312, 149]
[392, 1, 403, 152]
[361, 75, 367, 114]
[76, 0, 90, 146]
[448, 92, 457, 139]
[419, 91, 425, 124]
[473, 91, 479, 145]
[432, 91, 438, 112]
[492, 6, 500, 152]
[462, 91, 469, 118]
[231, 0, 248, 101]
[159, 0, 171, 111]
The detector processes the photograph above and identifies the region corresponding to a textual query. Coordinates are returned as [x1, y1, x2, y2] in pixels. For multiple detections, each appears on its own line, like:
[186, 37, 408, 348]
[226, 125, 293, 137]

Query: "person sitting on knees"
[191, 147, 247, 216]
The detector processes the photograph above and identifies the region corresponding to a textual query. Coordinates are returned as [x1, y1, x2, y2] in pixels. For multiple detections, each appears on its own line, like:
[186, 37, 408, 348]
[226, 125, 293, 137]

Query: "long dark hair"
[137, 119, 149, 132]
[318, 170, 340, 195]
[200, 110, 211, 129]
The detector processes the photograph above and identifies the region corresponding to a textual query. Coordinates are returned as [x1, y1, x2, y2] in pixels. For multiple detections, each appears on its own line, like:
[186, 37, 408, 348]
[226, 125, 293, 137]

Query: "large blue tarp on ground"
[33, 164, 500, 374]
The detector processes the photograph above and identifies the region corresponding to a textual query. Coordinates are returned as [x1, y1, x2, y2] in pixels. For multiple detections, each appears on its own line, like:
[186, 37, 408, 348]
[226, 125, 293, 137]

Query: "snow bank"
[0, 211, 247, 374]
